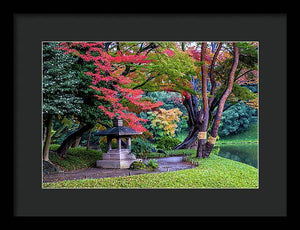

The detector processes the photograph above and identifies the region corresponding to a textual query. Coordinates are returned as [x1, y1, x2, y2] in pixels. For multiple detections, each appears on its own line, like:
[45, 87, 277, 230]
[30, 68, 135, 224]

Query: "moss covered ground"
[49, 145, 102, 171]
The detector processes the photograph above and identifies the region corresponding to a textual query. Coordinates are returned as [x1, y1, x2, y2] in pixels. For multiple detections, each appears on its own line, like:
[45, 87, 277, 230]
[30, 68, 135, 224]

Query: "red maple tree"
[58, 42, 163, 132]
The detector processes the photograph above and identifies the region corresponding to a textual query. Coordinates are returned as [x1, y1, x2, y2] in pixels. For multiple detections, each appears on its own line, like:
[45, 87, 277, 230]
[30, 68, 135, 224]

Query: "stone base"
[96, 159, 137, 169]
[96, 149, 138, 169]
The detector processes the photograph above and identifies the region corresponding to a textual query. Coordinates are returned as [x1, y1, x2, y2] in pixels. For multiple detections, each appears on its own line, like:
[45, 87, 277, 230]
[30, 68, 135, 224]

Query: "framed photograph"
[13, 13, 287, 218]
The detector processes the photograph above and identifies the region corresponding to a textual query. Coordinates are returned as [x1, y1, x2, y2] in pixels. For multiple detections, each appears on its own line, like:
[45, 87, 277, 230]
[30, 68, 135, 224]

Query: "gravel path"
[43, 156, 195, 183]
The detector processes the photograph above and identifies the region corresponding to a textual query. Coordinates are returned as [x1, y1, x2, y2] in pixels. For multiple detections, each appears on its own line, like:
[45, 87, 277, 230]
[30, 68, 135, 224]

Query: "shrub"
[132, 131, 154, 141]
[145, 159, 159, 170]
[129, 161, 146, 170]
[218, 102, 256, 137]
[151, 108, 183, 138]
[131, 138, 153, 158]
[156, 136, 181, 151]
[176, 115, 189, 136]
[139, 104, 185, 140]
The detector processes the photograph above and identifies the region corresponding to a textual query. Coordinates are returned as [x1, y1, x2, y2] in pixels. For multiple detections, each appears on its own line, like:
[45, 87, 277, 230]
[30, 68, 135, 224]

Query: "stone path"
[43, 156, 195, 183]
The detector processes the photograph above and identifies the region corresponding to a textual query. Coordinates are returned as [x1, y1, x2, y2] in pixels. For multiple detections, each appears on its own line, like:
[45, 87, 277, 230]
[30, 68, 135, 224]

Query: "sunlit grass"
[43, 153, 258, 189]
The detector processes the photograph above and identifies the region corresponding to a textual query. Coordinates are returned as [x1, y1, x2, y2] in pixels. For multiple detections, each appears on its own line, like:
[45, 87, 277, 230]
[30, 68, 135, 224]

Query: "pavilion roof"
[94, 126, 142, 137]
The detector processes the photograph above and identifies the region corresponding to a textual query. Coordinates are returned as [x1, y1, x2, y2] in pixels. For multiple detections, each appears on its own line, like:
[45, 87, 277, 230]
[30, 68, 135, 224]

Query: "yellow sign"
[208, 136, 217, 145]
[197, 132, 207, 140]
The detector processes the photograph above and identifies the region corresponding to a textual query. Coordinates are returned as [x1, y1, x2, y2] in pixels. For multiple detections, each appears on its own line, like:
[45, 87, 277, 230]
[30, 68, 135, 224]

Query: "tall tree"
[42, 42, 82, 161]
[202, 43, 240, 157]
[133, 41, 257, 157]
[175, 42, 258, 158]
[54, 42, 164, 157]
[196, 42, 210, 158]
[55, 44, 111, 157]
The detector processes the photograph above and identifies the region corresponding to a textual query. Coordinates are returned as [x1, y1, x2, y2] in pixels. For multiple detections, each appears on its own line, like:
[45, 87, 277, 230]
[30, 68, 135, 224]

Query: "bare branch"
[234, 69, 254, 81]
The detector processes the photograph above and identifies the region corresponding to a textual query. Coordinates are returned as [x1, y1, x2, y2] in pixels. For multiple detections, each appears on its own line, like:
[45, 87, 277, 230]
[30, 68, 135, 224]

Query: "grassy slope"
[43, 151, 258, 189]
[49, 145, 103, 171]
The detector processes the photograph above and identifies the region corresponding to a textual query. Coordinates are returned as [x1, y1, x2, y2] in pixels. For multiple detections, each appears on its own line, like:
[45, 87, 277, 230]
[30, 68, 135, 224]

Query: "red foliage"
[108, 51, 152, 64]
[164, 49, 175, 57]
[181, 91, 191, 100]
[57, 42, 162, 132]
[188, 48, 211, 62]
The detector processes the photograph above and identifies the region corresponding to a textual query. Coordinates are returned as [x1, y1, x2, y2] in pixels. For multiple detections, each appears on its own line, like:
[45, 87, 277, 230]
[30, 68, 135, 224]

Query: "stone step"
[96, 159, 137, 169]
[102, 153, 136, 160]
[107, 149, 131, 154]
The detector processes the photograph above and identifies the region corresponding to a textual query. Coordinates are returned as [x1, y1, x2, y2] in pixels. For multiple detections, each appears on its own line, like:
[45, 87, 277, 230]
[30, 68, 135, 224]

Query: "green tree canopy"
[43, 42, 83, 116]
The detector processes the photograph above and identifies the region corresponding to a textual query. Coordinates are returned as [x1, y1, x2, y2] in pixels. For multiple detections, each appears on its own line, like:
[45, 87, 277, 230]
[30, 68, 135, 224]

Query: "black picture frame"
[13, 12, 287, 219]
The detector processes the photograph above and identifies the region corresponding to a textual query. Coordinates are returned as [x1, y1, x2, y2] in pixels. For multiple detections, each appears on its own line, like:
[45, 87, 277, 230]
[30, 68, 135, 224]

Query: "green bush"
[129, 161, 146, 170]
[219, 101, 256, 137]
[175, 115, 189, 136]
[156, 137, 181, 151]
[139, 91, 187, 140]
[131, 138, 153, 158]
[145, 159, 159, 170]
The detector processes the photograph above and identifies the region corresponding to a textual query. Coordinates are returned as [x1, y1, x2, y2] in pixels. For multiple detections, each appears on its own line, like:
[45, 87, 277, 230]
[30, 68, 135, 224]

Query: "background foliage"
[218, 101, 257, 137]
[156, 136, 182, 151]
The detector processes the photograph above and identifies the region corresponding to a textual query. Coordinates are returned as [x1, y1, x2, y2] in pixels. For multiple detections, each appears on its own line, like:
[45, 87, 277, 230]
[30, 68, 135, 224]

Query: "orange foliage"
[151, 108, 183, 137]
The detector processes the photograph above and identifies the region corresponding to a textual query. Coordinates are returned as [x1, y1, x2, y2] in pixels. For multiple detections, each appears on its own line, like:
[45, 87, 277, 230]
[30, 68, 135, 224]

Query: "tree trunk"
[72, 136, 82, 148]
[71, 124, 83, 148]
[86, 130, 91, 150]
[56, 123, 94, 158]
[174, 42, 236, 157]
[175, 95, 200, 149]
[43, 126, 47, 144]
[204, 43, 240, 157]
[51, 125, 68, 143]
[43, 114, 53, 162]
[196, 42, 209, 158]
[175, 125, 199, 149]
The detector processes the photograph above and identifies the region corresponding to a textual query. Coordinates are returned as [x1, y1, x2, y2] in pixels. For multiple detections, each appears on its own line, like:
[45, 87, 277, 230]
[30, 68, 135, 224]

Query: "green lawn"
[44, 124, 259, 189]
[43, 151, 258, 189]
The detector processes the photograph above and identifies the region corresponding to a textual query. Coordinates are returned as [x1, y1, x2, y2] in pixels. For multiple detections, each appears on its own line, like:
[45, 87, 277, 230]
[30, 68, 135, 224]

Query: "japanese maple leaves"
[58, 42, 162, 132]
[108, 51, 152, 64]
